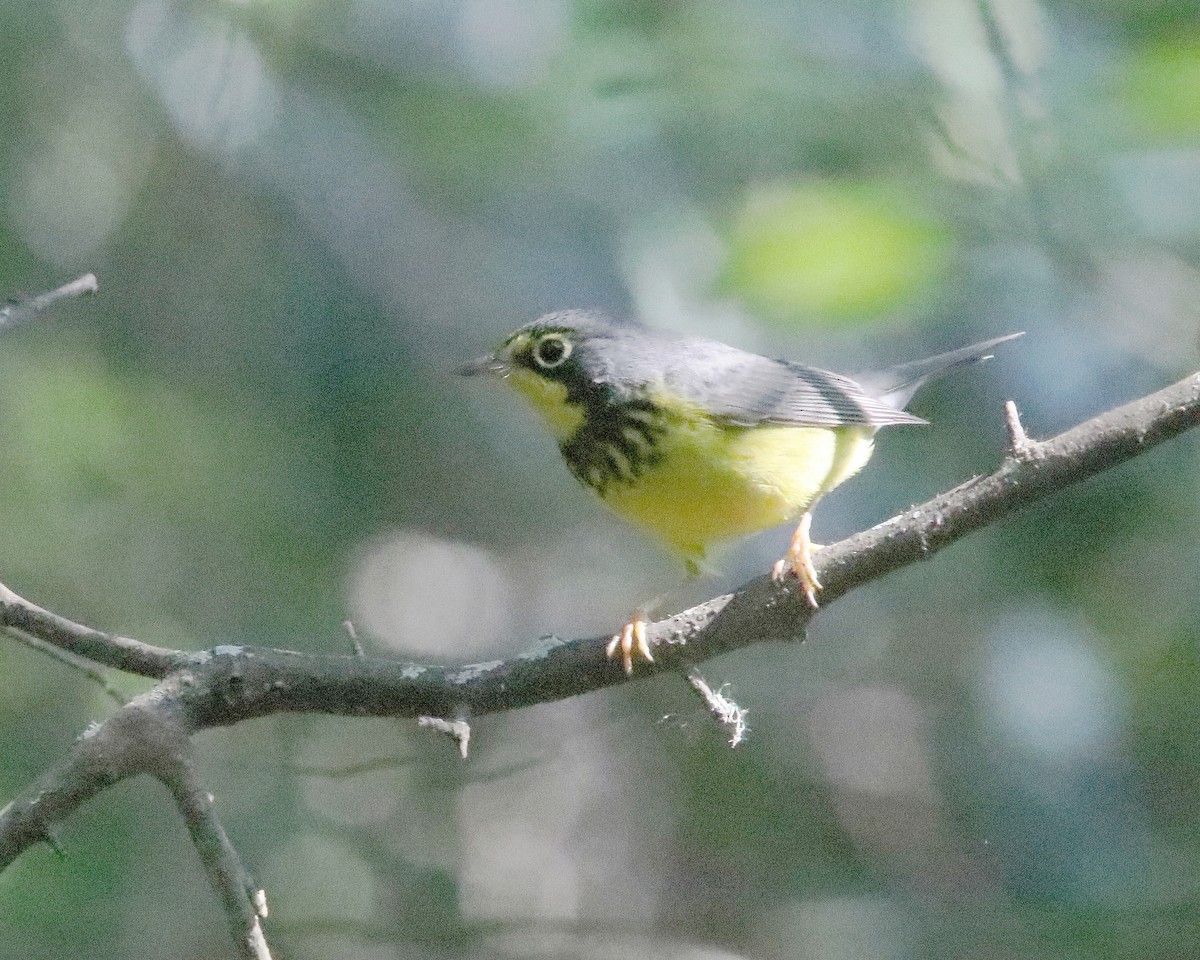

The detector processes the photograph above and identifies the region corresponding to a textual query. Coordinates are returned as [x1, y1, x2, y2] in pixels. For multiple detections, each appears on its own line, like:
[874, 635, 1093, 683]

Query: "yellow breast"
[597, 407, 875, 564]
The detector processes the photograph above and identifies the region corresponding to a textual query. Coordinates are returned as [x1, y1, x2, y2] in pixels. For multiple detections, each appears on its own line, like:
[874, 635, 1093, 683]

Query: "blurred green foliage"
[3, 0, 1200, 958]
[722, 180, 953, 321]
[1121, 38, 1200, 138]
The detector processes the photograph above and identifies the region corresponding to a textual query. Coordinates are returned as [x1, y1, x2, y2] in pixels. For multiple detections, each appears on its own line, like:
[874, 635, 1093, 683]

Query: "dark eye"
[533, 334, 571, 369]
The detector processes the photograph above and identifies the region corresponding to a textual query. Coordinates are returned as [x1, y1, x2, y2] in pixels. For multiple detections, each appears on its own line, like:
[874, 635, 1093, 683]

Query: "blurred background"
[2, 0, 1199, 957]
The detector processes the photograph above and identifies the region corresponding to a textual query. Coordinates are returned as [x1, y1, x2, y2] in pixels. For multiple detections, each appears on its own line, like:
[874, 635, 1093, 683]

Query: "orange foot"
[605, 612, 654, 674]
[771, 511, 821, 607]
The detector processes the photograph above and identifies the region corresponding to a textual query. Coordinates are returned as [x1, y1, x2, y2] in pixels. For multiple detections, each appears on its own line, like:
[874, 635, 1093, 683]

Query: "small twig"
[285, 756, 411, 779]
[1004, 399, 1034, 458]
[0, 273, 98, 334]
[6, 628, 128, 707]
[417, 716, 471, 759]
[686, 669, 749, 747]
[161, 760, 274, 960]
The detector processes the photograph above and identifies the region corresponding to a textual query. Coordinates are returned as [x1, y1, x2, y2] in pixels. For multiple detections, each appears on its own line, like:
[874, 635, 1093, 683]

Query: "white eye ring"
[533, 334, 572, 369]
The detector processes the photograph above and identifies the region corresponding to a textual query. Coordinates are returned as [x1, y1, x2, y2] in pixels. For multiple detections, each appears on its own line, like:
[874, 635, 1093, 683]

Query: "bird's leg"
[772, 511, 821, 607]
[606, 613, 653, 675]
[605, 562, 703, 675]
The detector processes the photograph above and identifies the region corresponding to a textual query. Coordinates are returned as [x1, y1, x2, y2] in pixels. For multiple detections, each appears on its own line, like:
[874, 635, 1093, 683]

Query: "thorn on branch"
[417, 716, 471, 759]
[342, 620, 365, 657]
[1004, 399, 1035, 459]
[686, 668, 749, 747]
[43, 827, 67, 860]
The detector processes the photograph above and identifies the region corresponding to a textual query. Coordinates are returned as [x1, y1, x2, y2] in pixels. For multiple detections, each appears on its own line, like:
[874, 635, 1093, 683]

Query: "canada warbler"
[461, 310, 1021, 672]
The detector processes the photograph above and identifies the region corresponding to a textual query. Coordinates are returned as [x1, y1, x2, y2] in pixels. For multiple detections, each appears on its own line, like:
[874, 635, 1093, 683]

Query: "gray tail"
[858, 332, 1024, 410]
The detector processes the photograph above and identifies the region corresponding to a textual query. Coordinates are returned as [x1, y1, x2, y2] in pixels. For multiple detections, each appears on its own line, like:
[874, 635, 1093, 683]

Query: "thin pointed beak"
[457, 353, 508, 377]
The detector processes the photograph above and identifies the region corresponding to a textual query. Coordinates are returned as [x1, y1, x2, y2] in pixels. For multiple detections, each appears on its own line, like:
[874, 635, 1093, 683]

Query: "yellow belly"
[499, 366, 877, 566]
[597, 416, 875, 564]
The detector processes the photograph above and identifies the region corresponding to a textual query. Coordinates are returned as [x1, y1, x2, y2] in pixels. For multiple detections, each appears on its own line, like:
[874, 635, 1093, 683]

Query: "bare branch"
[0, 689, 190, 871]
[159, 759, 274, 960]
[0, 582, 185, 678]
[810, 371, 1200, 605]
[0, 273, 98, 333]
[0, 681, 274, 958]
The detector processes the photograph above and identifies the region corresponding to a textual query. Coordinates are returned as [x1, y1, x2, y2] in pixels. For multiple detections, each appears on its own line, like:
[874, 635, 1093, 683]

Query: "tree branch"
[0, 689, 187, 872]
[3, 363, 1199, 956]
[159, 756, 273, 960]
[0, 582, 185, 678]
[0, 680, 271, 958]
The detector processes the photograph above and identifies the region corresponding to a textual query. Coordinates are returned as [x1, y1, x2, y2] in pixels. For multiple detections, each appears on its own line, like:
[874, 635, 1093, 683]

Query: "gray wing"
[585, 325, 1021, 430]
[655, 339, 925, 429]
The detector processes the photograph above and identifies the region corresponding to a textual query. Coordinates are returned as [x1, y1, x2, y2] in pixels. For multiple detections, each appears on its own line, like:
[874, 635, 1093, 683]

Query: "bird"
[460, 310, 1021, 673]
